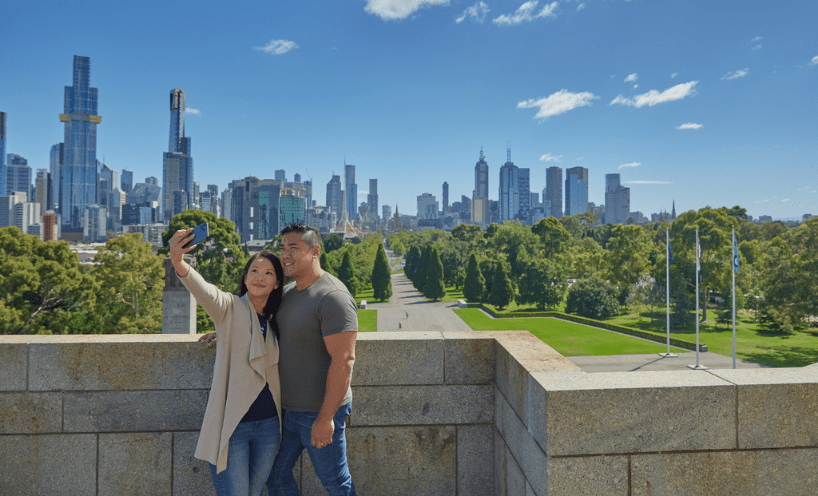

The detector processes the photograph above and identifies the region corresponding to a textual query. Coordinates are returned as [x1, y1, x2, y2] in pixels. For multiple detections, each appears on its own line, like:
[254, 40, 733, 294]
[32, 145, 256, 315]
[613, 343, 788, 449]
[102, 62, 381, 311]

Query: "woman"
[169, 228, 284, 496]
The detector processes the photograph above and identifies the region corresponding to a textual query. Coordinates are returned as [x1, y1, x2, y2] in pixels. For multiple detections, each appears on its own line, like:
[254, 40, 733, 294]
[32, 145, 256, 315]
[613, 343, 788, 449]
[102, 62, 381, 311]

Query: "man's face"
[280, 232, 318, 278]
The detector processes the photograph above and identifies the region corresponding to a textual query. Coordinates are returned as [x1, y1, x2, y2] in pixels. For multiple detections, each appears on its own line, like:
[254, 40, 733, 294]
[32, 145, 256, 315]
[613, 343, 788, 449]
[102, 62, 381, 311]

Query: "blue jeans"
[267, 403, 355, 496]
[209, 416, 281, 496]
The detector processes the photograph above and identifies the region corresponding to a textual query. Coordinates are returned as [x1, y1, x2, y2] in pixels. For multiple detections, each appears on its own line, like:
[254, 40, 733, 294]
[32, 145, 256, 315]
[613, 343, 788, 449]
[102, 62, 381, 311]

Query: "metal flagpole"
[689, 228, 707, 370]
[732, 227, 738, 369]
[660, 229, 676, 358]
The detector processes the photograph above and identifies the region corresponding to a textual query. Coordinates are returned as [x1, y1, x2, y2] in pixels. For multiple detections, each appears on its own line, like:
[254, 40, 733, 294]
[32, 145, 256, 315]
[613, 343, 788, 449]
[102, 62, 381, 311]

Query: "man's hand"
[311, 416, 335, 449]
[198, 331, 217, 347]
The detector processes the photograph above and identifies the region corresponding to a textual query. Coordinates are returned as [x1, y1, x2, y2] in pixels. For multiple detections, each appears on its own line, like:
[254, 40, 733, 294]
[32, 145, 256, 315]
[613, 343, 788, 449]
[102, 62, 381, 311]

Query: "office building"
[82, 204, 107, 242]
[382, 205, 391, 225]
[35, 169, 50, 214]
[604, 173, 630, 225]
[442, 182, 449, 213]
[326, 174, 343, 214]
[565, 167, 589, 216]
[472, 148, 490, 225]
[49, 143, 63, 211]
[499, 148, 519, 222]
[275, 170, 286, 182]
[518, 168, 530, 224]
[279, 195, 306, 228]
[545, 166, 563, 218]
[60, 55, 101, 229]
[42, 211, 59, 241]
[257, 181, 281, 240]
[122, 204, 155, 225]
[163, 88, 194, 222]
[6, 154, 32, 198]
[0, 112, 6, 196]
[417, 193, 438, 220]
[14, 201, 41, 234]
[121, 169, 133, 194]
[367, 179, 378, 222]
[344, 163, 357, 220]
[0, 192, 27, 227]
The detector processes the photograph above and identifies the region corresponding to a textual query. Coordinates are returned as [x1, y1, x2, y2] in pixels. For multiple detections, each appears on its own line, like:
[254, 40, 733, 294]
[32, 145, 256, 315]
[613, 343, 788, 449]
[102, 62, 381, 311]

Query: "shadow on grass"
[741, 346, 818, 368]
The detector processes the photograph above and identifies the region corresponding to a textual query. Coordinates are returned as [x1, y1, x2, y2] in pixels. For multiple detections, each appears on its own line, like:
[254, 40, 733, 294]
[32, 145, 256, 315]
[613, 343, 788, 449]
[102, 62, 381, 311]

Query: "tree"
[517, 258, 567, 310]
[463, 253, 485, 303]
[438, 240, 470, 289]
[531, 217, 571, 257]
[337, 251, 358, 297]
[404, 245, 421, 281]
[628, 273, 665, 325]
[414, 245, 432, 293]
[372, 244, 392, 301]
[423, 246, 446, 301]
[320, 252, 336, 277]
[451, 224, 483, 242]
[565, 277, 620, 319]
[324, 234, 344, 253]
[605, 224, 653, 288]
[489, 262, 514, 310]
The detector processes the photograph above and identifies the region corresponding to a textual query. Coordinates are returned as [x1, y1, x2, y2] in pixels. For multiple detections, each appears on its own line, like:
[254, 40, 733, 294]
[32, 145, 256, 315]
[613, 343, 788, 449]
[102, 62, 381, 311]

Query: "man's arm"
[311, 330, 357, 448]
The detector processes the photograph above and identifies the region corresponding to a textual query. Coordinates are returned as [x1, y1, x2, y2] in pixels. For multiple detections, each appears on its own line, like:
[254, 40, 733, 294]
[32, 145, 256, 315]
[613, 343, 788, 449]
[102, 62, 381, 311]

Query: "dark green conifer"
[372, 244, 393, 301]
[489, 262, 514, 310]
[463, 253, 485, 303]
[337, 251, 358, 297]
[423, 246, 446, 301]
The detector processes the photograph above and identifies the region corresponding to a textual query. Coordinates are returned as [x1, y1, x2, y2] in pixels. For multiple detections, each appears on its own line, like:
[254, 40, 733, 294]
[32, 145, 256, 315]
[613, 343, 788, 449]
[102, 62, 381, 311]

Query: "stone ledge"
[354, 332, 444, 386]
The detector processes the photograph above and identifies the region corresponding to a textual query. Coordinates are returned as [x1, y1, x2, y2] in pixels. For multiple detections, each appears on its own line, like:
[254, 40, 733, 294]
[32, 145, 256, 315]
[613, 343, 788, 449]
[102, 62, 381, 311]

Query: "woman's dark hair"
[239, 251, 285, 320]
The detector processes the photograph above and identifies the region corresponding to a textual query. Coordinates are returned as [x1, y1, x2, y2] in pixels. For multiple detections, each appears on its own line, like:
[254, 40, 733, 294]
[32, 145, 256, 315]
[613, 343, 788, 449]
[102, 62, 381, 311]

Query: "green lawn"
[359, 309, 377, 332]
[454, 308, 684, 356]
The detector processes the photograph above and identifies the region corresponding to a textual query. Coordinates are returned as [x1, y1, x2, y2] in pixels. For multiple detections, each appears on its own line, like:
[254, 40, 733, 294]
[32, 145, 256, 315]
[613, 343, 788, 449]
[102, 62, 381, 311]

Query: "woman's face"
[244, 257, 279, 300]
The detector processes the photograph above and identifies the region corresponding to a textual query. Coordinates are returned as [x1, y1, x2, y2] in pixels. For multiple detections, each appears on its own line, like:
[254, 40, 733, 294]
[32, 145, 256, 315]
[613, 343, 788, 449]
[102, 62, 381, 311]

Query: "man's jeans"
[208, 416, 280, 496]
[267, 403, 356, 496]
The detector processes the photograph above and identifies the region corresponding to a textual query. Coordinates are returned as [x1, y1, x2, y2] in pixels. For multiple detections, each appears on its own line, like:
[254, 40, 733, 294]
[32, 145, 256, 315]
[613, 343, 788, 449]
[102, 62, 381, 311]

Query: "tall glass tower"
[565, 167, 589, 217]
[499, 147, 518, 222]
[59, 56, 100, 228]
[163, 88, 194, 222]
[344, 163, 357, 220]
[0, 112, 6, 196]
[545, 166, 563, 218]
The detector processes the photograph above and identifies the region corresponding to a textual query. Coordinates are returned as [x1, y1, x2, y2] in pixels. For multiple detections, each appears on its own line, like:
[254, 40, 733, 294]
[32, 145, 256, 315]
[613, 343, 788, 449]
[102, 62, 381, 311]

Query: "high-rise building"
[42, 211, 59, 241]
[304, 179, 313, 209]
[294, 173, 301, 183]
[0, 112, 6, 196]
[82, 204, 107, 242]
[499, 148, 519, 222]
[344, 163, 357, 220]
[60, 55, 101, 229]
[257, 181, 281, 240]
[417, 193, 438, 220]
[518, 168, 530, 224]
[275, 170, 286, 182]
[162, 89, 194, 222]
[367, 179, 378, 222]
[0, 192, 27, 227]
[121, 169, 133, 195]
[382, 204, 391, 225]
[98, 162, 115, 203]
[35, 169, 50, 214]
[279, 195, 306, 228]
[326, 174, 343, 214]
[6, 154, 31, 197]
[604, 173, 630, 225]
[565, 167, 589, 217]
[472, 148, 490, 225]
[442, 182, 449, 213]
[545, 166, 563, 218]
[50, 143, 63, 211]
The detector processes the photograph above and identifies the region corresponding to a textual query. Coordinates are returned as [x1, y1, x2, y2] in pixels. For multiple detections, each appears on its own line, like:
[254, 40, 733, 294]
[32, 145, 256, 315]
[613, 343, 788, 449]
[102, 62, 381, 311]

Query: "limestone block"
[442, 332, 495, 385]
[173, 431, 215, 496]
[531, 370, 736, 456]
[495, 429, 527, 496]
[0, 433, 96, 494]
[64, 390, 207, 432]
[99, 432, 172, 495]
[710, 368, 818, 449]
[631, 448, 818, 495]
[547, 455, 629, 496]
[353, 332, 444, 386]
[495, 390, 548, 495]
[349, 385, 493, 426]
[0, 341, 27, 391]
[29, 337, 214, 391]
[457, 424, 495, 496]
[0, 392, 62, 434]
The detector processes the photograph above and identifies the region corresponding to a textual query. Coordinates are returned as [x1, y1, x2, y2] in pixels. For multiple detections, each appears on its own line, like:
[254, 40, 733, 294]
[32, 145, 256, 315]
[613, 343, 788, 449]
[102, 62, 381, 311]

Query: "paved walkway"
[568, 352, 767, 373]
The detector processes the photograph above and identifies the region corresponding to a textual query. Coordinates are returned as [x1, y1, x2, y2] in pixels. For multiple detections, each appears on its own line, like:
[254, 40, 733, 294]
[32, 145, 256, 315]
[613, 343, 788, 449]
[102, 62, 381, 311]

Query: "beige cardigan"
[178, 267, 282, 473]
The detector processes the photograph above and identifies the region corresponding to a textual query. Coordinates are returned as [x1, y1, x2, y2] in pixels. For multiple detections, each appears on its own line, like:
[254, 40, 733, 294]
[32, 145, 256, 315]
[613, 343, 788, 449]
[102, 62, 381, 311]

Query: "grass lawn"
[454, 308, 685, 356]
[359, 309, 377, 332]
[354, 286, 374, 305]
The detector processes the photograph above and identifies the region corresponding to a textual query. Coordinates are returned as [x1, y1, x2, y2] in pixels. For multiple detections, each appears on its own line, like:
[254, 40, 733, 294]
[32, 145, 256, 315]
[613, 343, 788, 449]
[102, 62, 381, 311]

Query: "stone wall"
[1, 332, 816, 495]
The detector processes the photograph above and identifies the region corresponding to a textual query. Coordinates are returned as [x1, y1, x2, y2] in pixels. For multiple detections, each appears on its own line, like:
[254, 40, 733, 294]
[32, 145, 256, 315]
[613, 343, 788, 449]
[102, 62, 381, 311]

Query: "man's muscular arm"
[311, 331, 357, 448]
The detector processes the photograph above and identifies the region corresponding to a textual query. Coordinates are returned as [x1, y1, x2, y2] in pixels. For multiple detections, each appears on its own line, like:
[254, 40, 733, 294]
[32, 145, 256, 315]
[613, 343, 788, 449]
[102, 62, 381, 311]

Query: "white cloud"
[633, 84, 638, 89]
[752, 36, 762, 42]
[254, 39, 299, 55]
[624, 73, 638, 83]
[671, 72, 678, 78]
[576, 3, 585, 11]
[781, 199, 791, 202]
[676, 122, 702, 130]
[185, 108, 201, 116]
[625, 181, 672, 185]
[456, 1, 489, 23]
[365, 0, 450, 21]
[618, 162, 641, 169]
[752, 44, 762, 50]
[810, 55, 818, 66]
[721, 68, 749, 80]
[610, 81, 698, 108]
[518, 89, 599, 121]
[493, 1, 558, 26]
[540, 153, 563, 162]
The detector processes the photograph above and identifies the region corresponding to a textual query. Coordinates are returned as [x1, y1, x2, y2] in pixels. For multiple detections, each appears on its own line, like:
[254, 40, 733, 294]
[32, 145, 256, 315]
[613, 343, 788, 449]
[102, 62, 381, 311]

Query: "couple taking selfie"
[169, 223, 358, 496]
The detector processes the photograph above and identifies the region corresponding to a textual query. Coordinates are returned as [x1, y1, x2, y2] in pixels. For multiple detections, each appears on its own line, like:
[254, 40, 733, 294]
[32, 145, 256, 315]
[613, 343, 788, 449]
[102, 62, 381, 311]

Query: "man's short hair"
[280, 223, 322, 248]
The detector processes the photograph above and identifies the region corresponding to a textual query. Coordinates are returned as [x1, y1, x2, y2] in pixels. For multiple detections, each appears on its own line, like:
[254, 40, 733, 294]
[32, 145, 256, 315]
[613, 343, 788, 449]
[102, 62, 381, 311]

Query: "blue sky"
[1, 0, 816, 220]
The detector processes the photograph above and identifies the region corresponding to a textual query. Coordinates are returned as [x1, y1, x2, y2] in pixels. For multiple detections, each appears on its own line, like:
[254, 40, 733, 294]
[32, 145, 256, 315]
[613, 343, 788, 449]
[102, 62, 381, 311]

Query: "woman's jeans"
[209, 416, 281, 496]
[267, 403, 355, 496]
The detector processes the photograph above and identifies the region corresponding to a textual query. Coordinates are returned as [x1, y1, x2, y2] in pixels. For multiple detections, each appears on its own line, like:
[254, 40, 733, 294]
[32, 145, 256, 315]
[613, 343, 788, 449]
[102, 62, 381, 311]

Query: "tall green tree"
[565, 276, 620, 319]
[531, 217, 571, 257]
[320, 252, 336, 277]
[337, 251, 358, 297]
[372, 244, 393, 301]
[324, 234, 344, 253]
[489, 262, 514, 310]
[414, 245, 432, 293]
[423, 246, 446, 301]
[517, 258, 567, 310]
[605, 224, 653, 288]
[463, 253, 485, 303]
[404, 245, 421, 281]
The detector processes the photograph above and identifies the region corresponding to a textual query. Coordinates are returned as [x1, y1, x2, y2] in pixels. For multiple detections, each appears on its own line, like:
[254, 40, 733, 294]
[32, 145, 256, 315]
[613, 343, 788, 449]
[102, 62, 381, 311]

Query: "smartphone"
[184, 222, 209, 248]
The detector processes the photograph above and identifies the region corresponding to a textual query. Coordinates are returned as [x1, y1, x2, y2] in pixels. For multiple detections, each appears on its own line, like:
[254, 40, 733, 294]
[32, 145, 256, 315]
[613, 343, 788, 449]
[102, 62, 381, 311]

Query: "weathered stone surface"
[99, 432, 172, 495]
[495, 430, 527, 496]
[495, 388, 548, 495]
[28, 335, 214, 391]
[349, 385, 493, 426]
[457, 424, 495, 496]
[631, 448, 818, 495]
[442, 332, 495, 385]
[353, 332, 444, 386]
[0, 392, 62, 434]
[0, 341, 27, 391]
[711, 368, 818, 449]
[531, 370, 736, 456]
[547, 455, 629, 496]
[64, 390, 207, 432]
[173, 431, 215, 496]
[0, 434, 96, 494]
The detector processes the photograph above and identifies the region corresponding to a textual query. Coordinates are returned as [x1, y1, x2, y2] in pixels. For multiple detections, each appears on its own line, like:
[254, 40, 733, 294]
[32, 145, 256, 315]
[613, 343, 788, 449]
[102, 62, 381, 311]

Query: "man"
[267, 223, 358, 496]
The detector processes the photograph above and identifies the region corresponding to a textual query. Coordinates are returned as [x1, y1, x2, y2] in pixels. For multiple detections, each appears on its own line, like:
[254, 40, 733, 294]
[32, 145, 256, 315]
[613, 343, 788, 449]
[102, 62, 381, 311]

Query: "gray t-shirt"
[277, 272, 358, 412]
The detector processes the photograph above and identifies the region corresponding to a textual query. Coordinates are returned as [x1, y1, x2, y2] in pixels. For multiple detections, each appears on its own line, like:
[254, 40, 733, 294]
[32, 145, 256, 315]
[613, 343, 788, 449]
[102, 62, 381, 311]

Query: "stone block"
[495, 429, 527, 496]
[442, 332, 495, 385]
[349, 385, 493, 426]
[28, 336, 214, 391]
[99, 432, 172, 495]
[495, 389, 548, 495]
[531, 370, 736, 456]
[162, 289, 197, 334]
[0, 434, 96, 494]
[0, 392, 62, 434]
[353, 332, 444, 386]
[547, 455, 629, 496]
[457, 424, 494, 496]
[173, 431, 215, 496]
[631, 448, 818, 495]
[0, 341, 27, 391]
[64, 390, 207, 432]
[710, 368, 818, 449]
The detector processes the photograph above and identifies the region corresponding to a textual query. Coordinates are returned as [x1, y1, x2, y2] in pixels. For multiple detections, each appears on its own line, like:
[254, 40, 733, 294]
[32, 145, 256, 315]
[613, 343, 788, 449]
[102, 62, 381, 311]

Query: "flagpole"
[732, 227, 737, 369]
[689, 227, 707, 370]
[660, 228, 676, 357]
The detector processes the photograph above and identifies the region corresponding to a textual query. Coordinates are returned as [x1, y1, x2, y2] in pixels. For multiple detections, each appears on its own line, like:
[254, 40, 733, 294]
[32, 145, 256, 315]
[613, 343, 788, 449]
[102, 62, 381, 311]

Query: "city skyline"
[1, 1, 816, 220]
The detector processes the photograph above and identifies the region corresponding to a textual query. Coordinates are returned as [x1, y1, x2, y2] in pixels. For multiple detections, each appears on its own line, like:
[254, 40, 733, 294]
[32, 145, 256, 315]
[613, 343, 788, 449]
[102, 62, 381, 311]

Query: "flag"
[696, 232, 701, 272]
[668, 238, 674, 264]
[733, 232, 739, 273]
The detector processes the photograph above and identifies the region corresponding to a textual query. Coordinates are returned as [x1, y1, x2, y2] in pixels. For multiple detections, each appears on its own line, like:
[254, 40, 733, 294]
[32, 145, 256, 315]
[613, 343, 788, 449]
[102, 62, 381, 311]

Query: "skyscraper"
[565, 167, 589, 216]
[499, 147, 519, 222]
[275, 170, 286, 182]
[545, 166, 563, 218]
[326, 174, 342, 214]
[367, 179, 378, 222]
[6, 154, 31, 198]
[344, 163, 357, 220]
[121, 169, 133, 195]
[162, 89, 194, 222]
[50, 143, 63, 211]
[472, 148, 489, 225]
[442, 182, 449, 213]
[0, 112, 6, 196]
[60, 55, 101, 229]
[604, 173, 630, 225]
[518, 168, 530, 224]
